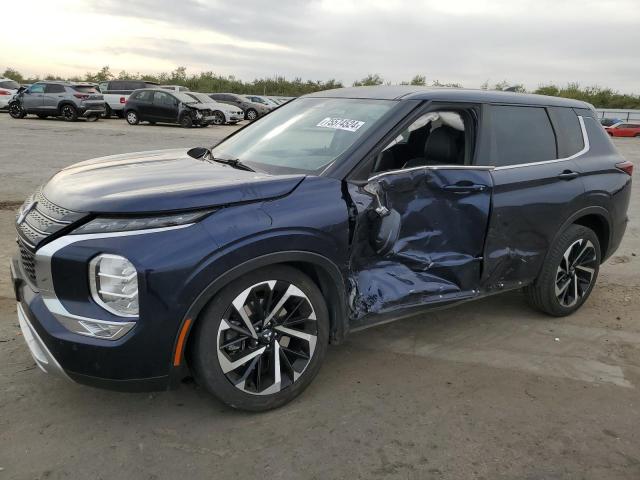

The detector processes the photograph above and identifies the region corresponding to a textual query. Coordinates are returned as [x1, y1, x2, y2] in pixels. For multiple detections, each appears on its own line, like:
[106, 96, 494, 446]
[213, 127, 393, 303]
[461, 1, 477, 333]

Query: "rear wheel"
[191, 266, 329, 411]
[525, 224, 600, 316]
[104, 104, 112, 118]
[60, 104, 78, 122]
[126, 110, 139, 125]
[86, 114, 99, 122]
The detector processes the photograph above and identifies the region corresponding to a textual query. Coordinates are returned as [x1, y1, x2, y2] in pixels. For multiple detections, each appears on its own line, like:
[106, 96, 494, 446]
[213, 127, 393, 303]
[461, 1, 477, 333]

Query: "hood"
[42, 149, 305, 213]
[187, 102, 216, 111]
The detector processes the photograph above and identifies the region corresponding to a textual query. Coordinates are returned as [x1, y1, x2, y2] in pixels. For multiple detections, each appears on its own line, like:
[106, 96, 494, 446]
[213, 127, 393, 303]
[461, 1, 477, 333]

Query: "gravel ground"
[0, 113, 638, 480]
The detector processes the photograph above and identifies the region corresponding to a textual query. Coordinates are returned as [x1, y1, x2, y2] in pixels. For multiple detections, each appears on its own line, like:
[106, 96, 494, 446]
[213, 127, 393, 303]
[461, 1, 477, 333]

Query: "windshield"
[0, 80, 20, 90]
[175, 92, 198, 103]
[187, 92, 213, 103]
[211, 97, 395, 174]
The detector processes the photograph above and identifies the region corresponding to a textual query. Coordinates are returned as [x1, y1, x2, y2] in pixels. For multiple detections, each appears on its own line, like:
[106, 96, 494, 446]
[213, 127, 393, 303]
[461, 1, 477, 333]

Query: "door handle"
[557, 170, 580, 180]
[442, 183, 488, 193]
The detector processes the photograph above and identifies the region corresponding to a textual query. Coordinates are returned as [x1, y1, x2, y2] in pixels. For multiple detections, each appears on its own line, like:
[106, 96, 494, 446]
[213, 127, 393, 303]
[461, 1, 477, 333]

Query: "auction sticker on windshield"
[316, 117, 365, 132]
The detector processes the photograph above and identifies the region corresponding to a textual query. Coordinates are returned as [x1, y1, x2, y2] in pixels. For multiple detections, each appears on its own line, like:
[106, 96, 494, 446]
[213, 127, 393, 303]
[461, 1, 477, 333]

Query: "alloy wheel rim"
[247, 110, 257, 120]
[9, 104, 22, 117]
[62, 106, 73, 119]
[127, 112, 137, 123]
[216, 280, 318, 395]
[213, 113, 224, 125]
[555, 239, 597, 307]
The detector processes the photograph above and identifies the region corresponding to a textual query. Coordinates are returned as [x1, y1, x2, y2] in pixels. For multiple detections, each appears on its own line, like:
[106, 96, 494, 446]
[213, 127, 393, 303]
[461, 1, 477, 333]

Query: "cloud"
[5, 0, 640, 92]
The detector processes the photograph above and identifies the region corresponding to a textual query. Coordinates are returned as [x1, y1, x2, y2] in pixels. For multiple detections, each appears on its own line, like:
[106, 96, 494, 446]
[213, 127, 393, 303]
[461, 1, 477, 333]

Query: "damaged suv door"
[347, 107, 493, 327]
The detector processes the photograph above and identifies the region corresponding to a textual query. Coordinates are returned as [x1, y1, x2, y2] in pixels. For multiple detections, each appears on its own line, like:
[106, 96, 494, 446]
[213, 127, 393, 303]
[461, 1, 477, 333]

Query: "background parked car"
[184, 92, 244, 125]
[208, 92, 271, 120]
[244, 94, 280, 108]
[0, 77, 20, 111]
[160, 85, 191, 93]
[600, 117, 622, 127]
[9, 81, 104, 121]
[605, 123, 640, 137]
[98, 79, 159, 118]
[124, 88, 219, 128]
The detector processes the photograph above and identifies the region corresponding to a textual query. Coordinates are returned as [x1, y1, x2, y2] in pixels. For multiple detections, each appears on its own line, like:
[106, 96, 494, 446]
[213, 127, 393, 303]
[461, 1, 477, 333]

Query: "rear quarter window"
[547, 107, 584, 157]
[483, 105, 557, 167]
[72, 86, 98, 93]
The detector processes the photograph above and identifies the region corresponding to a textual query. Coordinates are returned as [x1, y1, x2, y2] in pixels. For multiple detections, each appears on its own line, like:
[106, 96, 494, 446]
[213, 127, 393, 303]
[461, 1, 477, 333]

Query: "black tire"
[9, 103, 26, 119]
[60, 104, 78, 122]
[104, 104, 112, 118]
[37, 114, 48, 119]
[524, 224, 600, 316]
[180, 115, 193, 128]
[190, 265, 329, 411]
[211, 110, 225, 125]
[125, 110, 139, 125]
[245, 108, 258, 121]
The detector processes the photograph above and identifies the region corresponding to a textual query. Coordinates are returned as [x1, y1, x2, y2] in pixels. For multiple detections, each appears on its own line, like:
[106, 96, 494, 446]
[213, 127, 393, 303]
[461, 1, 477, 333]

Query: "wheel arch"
[172, 251, 348, 374]
[555, 206, 611, 262]
[56, 100, 77, 114]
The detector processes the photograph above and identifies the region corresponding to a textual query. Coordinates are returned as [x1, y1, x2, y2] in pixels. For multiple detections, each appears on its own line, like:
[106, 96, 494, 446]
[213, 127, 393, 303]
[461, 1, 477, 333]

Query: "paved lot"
[0, 113, 639, 479]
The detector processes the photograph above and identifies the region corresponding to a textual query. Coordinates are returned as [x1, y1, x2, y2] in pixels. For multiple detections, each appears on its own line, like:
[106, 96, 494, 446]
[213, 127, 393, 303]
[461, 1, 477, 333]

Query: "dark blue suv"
[11, 86, 632, 411]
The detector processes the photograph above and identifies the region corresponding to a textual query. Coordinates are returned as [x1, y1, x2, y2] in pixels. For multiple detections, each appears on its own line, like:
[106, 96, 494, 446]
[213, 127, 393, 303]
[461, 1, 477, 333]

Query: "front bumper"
[17, 301, 71, 380]
[9, 222, 211, 392]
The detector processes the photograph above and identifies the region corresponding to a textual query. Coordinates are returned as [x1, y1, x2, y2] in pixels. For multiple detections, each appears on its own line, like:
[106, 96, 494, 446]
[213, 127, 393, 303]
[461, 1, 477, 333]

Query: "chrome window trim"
[33, 224, 192, 340]
[366, 116, 589, 182]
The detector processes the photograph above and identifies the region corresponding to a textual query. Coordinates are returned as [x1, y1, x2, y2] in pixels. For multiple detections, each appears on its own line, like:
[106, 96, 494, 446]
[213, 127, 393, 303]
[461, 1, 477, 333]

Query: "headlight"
[72, 210, 214, 235]
[89, 254, 138, 317]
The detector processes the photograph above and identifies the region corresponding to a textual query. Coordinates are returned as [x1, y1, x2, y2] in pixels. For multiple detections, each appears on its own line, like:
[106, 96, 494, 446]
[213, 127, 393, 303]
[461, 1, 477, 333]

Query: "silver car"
[9, 81, 105, 121]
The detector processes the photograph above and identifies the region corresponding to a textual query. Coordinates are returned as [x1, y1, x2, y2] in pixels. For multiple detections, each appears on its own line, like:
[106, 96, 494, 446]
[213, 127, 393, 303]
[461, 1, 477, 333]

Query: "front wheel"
[245, 108, 258, 121]
[125, 110, 139, 125]
[525, 224, 600, 316]
[9, 103, 26, 119]
[190, 266, 329, 411]
[180, 115, 193, 128]
[211, 111, 225, 125]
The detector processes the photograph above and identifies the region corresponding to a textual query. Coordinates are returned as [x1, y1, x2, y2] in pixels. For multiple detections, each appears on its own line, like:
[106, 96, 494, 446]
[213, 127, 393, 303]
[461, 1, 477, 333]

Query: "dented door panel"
[347, 167, 493, 325]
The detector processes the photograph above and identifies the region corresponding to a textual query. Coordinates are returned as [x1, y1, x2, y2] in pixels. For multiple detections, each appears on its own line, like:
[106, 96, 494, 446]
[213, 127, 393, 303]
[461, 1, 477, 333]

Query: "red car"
[605, 123, 640, 137]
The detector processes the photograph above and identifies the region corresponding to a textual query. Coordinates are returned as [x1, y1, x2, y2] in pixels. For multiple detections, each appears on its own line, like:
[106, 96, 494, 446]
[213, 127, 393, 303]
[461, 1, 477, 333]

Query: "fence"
[594, 108, 640, 122]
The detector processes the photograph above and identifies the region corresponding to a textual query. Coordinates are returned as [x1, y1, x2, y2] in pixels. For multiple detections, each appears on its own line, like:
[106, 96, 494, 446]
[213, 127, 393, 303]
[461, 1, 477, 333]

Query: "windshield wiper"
[211, 157, 255, 172]
[186, 147, 255, 172]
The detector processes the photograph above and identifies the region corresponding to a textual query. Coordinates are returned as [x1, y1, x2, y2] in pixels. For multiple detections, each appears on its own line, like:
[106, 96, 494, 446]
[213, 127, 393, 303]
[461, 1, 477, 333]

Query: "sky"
[2, 0, 639, 93]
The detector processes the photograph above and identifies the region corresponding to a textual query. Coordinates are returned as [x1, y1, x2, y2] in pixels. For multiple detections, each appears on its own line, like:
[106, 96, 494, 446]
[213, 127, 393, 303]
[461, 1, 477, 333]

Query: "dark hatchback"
[124, 88, 219, 128]
[11, 86, 632, 411]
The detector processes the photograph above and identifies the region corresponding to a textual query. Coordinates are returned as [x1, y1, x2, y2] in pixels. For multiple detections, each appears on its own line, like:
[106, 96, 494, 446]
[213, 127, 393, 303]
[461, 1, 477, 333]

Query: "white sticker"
[316, 117, 365, 132]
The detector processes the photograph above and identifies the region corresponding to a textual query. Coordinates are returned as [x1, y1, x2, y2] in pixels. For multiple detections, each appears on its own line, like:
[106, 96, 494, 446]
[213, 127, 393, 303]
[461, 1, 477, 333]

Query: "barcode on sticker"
[316, 117, 365, 132]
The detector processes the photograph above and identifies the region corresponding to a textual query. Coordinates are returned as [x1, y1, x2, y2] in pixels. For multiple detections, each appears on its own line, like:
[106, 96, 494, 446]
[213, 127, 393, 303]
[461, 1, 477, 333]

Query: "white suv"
[0, 77, 20, 110]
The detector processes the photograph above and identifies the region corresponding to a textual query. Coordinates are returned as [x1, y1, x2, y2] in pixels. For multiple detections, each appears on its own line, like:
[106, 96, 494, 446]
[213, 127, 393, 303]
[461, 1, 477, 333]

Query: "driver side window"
[29, 84, 45, 94]
[371, 110, 469, 174]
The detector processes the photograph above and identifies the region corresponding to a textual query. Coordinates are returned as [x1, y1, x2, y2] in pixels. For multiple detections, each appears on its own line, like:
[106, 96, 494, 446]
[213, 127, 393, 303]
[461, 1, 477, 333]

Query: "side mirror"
[187, 147, 211, 159]
[364, 181, 401, 255]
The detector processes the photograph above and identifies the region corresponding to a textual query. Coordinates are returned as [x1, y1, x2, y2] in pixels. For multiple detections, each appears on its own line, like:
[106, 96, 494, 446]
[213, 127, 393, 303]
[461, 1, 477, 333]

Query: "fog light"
[89, 254, 138, 317]
[56, 316, 135, 340]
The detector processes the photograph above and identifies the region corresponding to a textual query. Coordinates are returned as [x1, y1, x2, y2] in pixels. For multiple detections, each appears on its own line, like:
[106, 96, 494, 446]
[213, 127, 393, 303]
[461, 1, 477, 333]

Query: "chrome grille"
[18, 241, 36, 284]
[15, 187, 85, 285]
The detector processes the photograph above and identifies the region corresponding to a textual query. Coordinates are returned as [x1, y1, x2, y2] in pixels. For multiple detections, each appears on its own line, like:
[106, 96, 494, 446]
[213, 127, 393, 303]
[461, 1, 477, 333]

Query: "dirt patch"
[0, 201, 22, 211]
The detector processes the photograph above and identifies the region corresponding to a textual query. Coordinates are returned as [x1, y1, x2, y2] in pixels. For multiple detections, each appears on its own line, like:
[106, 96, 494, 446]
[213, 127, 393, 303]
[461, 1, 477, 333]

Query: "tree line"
[3, 66, 639, 109]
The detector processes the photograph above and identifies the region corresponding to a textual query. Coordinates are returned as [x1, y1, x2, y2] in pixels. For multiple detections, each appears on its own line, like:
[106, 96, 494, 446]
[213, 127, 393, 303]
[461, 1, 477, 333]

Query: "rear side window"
[131, 90, 153, 102]
[45, 84, 65, 93]
[547, 107, 584, 157]
[484, 105, 556, 166]
[72, 86, 98, 93]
